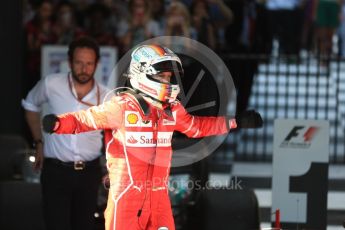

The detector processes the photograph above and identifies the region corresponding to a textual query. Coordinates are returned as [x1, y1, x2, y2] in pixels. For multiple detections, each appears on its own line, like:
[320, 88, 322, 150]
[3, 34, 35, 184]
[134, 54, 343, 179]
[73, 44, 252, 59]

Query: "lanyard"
[68, 73, 100, 107]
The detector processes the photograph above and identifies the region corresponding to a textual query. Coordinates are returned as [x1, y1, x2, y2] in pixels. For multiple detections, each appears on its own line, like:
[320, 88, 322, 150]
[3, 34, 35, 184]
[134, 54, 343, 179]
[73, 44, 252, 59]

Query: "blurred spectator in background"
[224, 0, 260, 115]
[207, 0, 234, 23]
[24, 0, 56, 95]
[190, 0, 217, 50]
[251, 0, 272, 55]
[85, 3, 117, 46]
[150, 0, 166, 33]
[314, 0, 341, 60]
[301, 0, 317, 52]
[206, 0, 233, 50]
[165, 1, 191, 37]
[164, 1, 192, 52]
[184, 0, 233, 51]
[23, 0, 35, 25]
[265, 0, 304, 56]
[70, 0, 94, 27]
[53, 1, 85, 44]
[338, 0, 345, 57]
[225, 0, 258, 52]
[117, 0, 160, 55]
[101, 0, 129, 36]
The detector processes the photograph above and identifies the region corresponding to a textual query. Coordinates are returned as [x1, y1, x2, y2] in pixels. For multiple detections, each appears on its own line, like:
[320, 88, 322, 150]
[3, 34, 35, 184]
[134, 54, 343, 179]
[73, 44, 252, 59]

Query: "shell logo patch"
[127, 113, 138, 124]
[125, 111, 152, 127]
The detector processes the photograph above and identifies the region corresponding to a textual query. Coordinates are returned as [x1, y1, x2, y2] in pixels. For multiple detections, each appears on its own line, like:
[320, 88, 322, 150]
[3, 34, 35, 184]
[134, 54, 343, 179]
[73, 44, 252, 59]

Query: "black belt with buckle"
[45, 157, 100, 170]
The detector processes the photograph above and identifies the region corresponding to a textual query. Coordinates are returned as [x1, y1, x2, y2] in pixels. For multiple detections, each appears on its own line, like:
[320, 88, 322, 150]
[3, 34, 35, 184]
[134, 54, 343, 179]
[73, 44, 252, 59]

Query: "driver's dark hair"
[68, 36, 100, 62]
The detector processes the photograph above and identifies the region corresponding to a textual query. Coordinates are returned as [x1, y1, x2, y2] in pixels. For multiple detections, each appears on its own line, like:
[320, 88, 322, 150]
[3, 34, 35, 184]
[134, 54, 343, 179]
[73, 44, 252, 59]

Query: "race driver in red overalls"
[42, 44, 263, 230]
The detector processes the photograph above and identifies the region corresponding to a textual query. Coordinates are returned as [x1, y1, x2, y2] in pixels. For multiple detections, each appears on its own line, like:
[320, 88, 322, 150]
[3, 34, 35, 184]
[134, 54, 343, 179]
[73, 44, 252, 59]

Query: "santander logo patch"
[127, 136, 138, 144]
[125, 132, 173, 147]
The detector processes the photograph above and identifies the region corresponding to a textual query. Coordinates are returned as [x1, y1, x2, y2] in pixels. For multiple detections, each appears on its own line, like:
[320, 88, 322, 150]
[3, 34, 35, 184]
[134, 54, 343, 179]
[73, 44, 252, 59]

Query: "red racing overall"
[55, 92, 233, 230]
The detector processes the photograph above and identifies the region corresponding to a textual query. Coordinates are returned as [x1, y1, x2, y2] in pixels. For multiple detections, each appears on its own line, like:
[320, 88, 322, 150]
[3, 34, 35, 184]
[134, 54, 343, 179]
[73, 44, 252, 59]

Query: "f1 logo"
[281, 126, 319, 148]
[284, 126, 304, 141]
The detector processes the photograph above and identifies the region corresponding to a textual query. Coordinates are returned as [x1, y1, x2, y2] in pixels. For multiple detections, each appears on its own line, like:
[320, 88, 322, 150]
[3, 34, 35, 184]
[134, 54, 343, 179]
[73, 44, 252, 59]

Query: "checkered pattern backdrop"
[212, 55, 345, 165]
